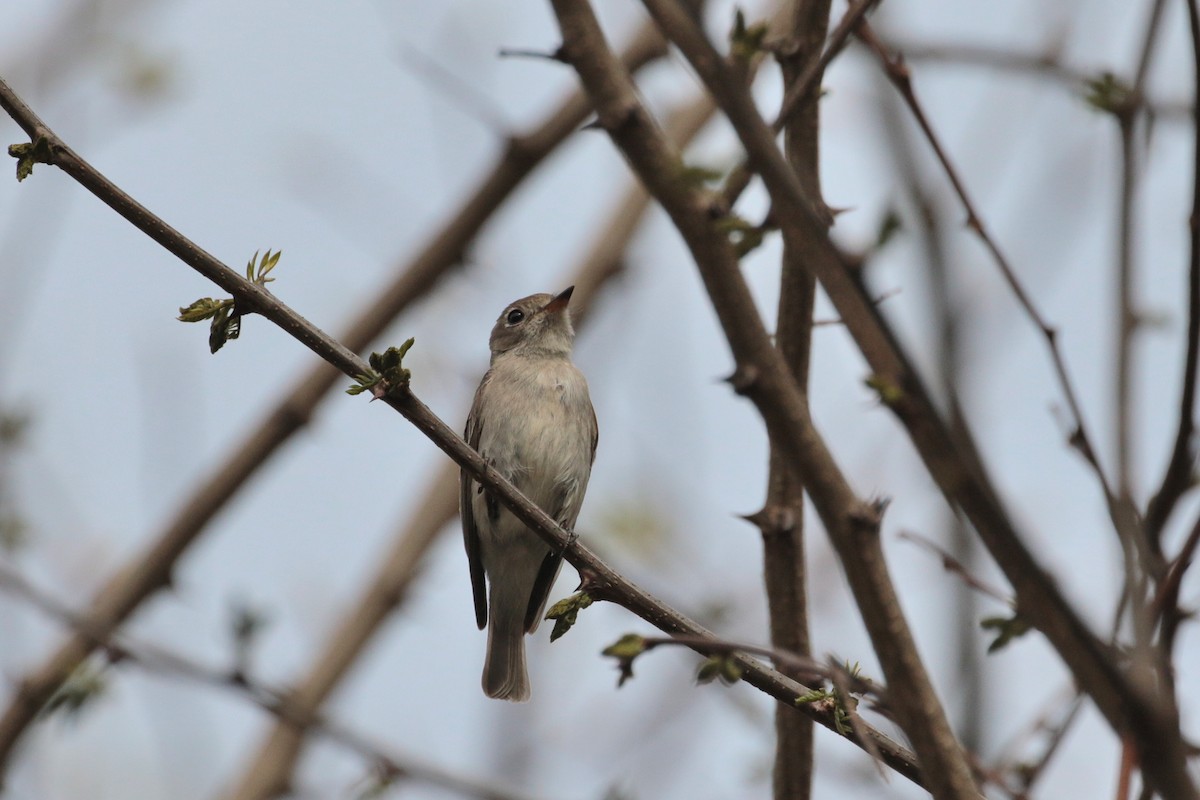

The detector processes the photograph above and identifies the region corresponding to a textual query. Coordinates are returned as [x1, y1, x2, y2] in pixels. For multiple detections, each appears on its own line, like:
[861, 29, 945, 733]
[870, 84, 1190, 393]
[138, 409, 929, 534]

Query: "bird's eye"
[506, 309, 525, 325]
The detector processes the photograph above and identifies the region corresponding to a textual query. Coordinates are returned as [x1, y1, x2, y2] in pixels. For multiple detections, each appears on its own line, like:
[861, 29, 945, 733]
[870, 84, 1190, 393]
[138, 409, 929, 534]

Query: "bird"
[460, 286, 598, 701]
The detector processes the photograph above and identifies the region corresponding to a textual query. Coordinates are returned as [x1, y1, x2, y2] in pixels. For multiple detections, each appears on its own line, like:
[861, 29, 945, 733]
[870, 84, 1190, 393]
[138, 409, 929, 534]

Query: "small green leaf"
[545, 591, 593, 642]
[206, 304, 242, 354]
[795, 685, 854, 734]
[177, 297, 228, 323]
[358, 339, 416, 397]
[729, 7, 768, 61]
[8, 136, 54, 182]
[715, 214, 766, 258]
[795, 688, 833, 705]
[346, 373, 380, 396]
[261, 249, 282, 280]
[41, 662, 107, 721]
[875, 208, 903, 249]
[981, 614, 1032, 653]
[601, 633, 647, 687]
[864, 373, 904, 406]
[695, 654, 743, 686]
[178, 249, 281, 354]
[1084, 72, 1134, 115]
[677, 163, 723, 187]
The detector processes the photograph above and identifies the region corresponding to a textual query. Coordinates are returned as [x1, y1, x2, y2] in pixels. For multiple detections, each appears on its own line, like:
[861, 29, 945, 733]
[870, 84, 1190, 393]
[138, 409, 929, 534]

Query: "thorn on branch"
[738, 507, 770, 531]
[848, 500, 884, 535]
[740, 505, 796, 537]
[1067, 425, 1097, 463]
[497, 46, 568, 64]
[870, 496, 892, 518]
[723, 364, 759, 395]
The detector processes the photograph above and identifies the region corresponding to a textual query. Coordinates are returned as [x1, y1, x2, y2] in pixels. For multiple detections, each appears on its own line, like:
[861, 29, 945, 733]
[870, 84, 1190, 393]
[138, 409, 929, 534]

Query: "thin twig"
[397, 44, 511, 133]
[898, 531, 1012, 606]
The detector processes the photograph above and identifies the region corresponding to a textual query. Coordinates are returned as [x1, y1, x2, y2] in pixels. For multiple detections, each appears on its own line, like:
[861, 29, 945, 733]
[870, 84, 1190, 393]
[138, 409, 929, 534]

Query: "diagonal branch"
[0, 21, 672, 777]
[617, 2, 1195, 797]
[0, 76, 927, 789]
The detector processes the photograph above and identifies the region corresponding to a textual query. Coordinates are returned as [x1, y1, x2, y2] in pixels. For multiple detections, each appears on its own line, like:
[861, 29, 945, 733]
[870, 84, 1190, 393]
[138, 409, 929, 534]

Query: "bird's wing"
[461, 374, 490, 630]
[589, 400, 599, 465]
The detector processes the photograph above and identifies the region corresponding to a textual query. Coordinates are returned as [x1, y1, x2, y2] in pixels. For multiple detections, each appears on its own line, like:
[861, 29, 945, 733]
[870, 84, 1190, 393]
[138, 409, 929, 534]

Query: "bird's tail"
[483, 599, 531, 702]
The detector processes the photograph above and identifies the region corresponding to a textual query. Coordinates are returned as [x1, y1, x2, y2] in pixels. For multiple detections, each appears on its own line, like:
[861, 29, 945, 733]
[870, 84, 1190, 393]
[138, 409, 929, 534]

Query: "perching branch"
[0, 20, 673, 778]
[0, 76, 927, 788]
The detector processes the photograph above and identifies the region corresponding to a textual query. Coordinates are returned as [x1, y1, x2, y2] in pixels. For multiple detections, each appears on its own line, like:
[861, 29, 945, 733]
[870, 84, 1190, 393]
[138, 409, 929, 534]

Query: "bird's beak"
[543, 286, 574, 315]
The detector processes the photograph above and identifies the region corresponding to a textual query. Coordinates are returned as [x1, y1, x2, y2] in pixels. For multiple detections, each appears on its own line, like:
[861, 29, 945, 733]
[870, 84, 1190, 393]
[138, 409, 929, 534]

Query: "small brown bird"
[460, 287, 598, 701]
